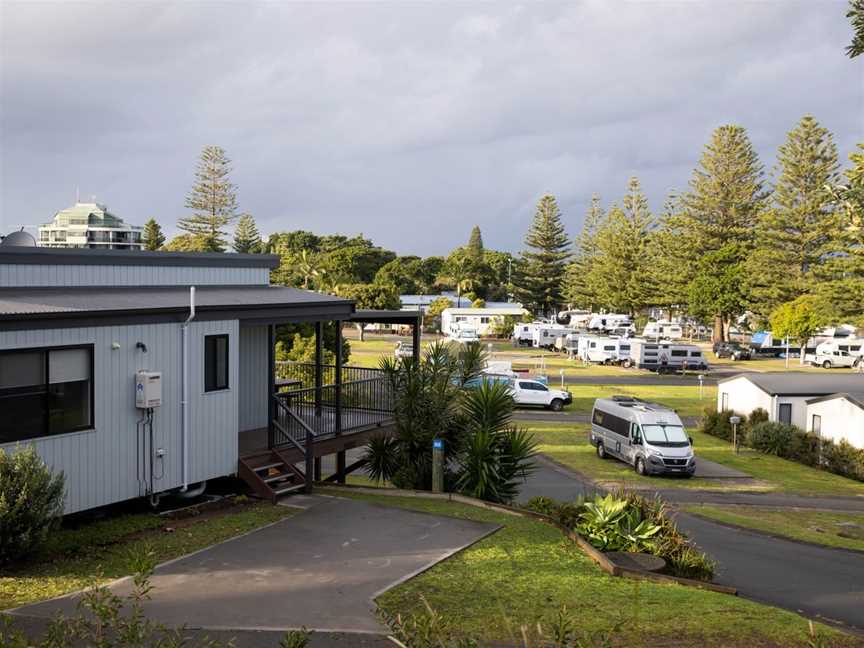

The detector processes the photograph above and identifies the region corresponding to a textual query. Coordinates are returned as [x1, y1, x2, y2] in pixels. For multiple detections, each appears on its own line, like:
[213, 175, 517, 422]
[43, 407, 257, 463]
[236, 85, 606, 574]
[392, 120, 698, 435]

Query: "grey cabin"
[0, 246, 419, 514]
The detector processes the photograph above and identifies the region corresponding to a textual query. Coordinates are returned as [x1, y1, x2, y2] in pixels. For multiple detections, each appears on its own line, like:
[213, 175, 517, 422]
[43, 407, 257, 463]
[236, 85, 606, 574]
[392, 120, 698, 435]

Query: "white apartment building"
[39, 202, 144, 250]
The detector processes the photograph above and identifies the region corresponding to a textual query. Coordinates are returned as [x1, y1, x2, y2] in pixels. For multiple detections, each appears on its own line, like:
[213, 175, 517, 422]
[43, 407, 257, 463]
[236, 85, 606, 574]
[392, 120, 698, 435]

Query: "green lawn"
[0, 498, 296, 610]
[526, 420, 864, 497]
[561, 383, 716, 418]
[682, 505, 864, 552]
[326, 491, 855, 647]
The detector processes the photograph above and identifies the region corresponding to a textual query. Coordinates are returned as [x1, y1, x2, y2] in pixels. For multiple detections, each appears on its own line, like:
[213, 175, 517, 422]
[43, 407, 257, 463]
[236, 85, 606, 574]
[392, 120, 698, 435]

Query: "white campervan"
[628, 339, 707, 372]
[642, 320, 684, 340]
[589, 396, 695, 477]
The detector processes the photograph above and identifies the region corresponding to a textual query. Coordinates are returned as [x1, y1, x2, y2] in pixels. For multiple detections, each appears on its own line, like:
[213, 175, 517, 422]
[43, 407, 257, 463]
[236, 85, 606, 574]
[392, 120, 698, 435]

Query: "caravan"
[587, 314, 634, 333]
[642, 320, 684, 340]
[533, 323, 573, 349]
[577, 335, 632, 366]
[513, 322, 537, 347]
[628, 339, 707, 372]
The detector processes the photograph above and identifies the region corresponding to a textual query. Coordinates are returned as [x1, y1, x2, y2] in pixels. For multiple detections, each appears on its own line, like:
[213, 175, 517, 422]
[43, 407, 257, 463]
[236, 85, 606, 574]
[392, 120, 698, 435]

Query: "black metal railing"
[270, 395, 316, 488]
[275, 361, 384, 390]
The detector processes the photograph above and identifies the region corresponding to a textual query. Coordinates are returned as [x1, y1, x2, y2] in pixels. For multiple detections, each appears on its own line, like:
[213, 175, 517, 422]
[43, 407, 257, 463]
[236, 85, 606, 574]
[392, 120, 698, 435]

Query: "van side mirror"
[689, 436, 694, 446]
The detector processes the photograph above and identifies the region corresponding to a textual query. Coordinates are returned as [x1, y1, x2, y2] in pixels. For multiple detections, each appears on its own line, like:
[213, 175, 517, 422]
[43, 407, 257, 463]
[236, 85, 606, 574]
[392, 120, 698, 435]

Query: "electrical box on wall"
[135, 371, 162, 408]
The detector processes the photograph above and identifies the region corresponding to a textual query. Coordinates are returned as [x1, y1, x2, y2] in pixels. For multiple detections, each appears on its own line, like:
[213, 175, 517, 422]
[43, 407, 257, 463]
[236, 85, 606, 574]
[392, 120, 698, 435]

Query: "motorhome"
[814, 338, 864, 358]
[642, 320, 684, 340]
[556, 309, 592, 328]
[587, 314, 633, 333]
[447, 322, 480, 344]
[512, 322, 537, 347]
[628, 339, 707, 372]
[532, 323, 572, 349]
[589, 396, 695, 477]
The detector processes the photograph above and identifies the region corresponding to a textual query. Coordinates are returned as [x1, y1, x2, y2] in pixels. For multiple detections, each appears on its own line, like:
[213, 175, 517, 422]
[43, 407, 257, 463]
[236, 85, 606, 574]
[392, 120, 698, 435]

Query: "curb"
[316, 483, 737, 597]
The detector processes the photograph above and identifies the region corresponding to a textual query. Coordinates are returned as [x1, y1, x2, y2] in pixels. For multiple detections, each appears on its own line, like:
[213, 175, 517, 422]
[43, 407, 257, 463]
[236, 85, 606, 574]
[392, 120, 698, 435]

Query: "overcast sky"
[1, 1, 862, 256]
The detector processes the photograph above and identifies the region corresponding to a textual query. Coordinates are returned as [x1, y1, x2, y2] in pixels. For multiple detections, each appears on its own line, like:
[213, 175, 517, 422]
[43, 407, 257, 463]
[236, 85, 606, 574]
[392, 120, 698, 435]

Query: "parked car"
[804, 349, 862, 369]
[589, 396, 695, 477]
[713, 341, 752, 360]
[508, 379, 572, 411]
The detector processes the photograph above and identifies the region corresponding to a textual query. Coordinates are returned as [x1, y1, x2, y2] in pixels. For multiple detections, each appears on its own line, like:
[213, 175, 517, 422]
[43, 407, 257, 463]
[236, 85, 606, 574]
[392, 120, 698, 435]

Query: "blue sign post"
[432, 438, 444, 493]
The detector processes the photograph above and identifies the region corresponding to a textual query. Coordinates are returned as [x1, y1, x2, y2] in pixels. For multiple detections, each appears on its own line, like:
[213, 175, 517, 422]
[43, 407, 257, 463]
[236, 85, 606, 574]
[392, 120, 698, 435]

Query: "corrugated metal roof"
[722, 372, 864, 395]
[0, 285, 350, 318]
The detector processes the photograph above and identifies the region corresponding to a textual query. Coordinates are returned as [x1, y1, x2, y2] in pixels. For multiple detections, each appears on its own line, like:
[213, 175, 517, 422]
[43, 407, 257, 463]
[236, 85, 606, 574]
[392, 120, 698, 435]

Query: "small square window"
[204, 335, 229, 392]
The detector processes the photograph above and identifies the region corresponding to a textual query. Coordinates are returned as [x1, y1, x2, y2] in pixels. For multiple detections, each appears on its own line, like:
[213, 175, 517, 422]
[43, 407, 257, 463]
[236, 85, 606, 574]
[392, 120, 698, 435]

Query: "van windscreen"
[642, 424, 689, 447]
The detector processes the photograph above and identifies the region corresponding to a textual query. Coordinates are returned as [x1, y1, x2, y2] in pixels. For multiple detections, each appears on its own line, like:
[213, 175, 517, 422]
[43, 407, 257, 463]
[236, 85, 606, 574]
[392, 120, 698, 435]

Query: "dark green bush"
[0, 446, 65, 566]
[700, 409, 737, 441]
[788, 431, 822, 467]
[523, 496, 558, 517]
[822, 439, 864, 482]
[746, 421, 795, 456]
[748, 408, 769, 426]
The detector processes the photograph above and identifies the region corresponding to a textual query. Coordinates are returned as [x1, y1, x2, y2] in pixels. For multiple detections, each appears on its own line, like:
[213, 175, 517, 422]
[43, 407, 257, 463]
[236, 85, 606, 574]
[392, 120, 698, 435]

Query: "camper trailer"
[532, 323, 572, 349]
[513, 322, 537, 347]
[642, 320, 684, 340]
[576, 335, 631, 365]
[628, 339, 707, 372]
[587, 314, 633, 333]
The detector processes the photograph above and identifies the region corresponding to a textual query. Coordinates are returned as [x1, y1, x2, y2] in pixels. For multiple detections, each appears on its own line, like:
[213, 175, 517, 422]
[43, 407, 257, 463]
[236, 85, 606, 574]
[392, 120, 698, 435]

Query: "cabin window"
[778, 403, 792, 425]
[204, 334, 229, 392]
[690, 351, 702, 357]
[721, 392, 729, 410]
[0, 345, 94, 444]
[811, 414, 822, 435]
[480, 317, 490, 324]
[671, 350, 687, 357]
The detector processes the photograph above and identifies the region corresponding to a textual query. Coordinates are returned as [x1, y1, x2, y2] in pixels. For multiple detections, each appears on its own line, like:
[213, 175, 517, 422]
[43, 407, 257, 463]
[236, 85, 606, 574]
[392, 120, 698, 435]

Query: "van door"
[626, 422, 641, 465]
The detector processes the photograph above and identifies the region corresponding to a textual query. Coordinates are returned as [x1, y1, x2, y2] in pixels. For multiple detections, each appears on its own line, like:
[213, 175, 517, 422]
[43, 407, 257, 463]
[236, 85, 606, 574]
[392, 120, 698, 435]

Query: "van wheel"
[597, 442, 607, 459]
[549, 398, 564, 412]
[635, 457, 647, 476]
[822, 360, 832, 369]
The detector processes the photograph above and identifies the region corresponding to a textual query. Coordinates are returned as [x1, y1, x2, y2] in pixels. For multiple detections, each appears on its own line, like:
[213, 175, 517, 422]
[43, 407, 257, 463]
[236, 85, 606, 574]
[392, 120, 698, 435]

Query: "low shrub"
[748, 408, 769, 426]
[0, 446, 66, 566]
[822, 439, 864, 482]
[787, 431, 822, 467]
[747, 421, 795, 456]
[523, 496, 558, 517]
[700, 409, 737, 441]
[576, 494, 662, 553]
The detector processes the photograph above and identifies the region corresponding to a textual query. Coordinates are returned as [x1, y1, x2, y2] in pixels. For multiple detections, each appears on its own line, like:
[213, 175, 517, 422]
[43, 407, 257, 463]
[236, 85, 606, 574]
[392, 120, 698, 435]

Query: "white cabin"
[805, 393, 864, 449]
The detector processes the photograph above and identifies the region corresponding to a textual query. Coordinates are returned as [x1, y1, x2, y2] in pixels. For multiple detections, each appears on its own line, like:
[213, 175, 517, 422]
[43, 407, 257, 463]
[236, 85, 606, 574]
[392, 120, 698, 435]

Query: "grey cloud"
[1, 0, 861, 255]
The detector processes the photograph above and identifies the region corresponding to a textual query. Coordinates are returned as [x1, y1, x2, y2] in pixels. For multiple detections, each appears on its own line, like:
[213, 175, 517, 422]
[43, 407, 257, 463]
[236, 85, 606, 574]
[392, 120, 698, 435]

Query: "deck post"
[335, 320, 343, 435]
[267, 324, 276, 449]
[336, 450, 346, 484]
[412, 315, 421, 365]
[314, 457, 322, 481]
[314, 321, 323, 417]
[304, 429, 314, 492]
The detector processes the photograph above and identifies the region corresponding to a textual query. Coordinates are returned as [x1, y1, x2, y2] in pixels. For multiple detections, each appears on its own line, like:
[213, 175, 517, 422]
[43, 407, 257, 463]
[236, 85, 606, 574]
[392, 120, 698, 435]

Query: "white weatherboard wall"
[716, 377, 771, 417]
[807, 398, 864, 449]
[0, 320, 239, 514]
[0, 264, 269, 287]
[238, 324, 269, 432]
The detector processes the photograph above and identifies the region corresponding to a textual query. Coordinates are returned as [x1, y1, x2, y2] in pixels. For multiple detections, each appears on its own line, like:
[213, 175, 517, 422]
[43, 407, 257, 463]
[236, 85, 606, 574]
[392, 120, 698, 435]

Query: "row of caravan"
[514, 319, 687, 349]
[560, 334, 708, 372]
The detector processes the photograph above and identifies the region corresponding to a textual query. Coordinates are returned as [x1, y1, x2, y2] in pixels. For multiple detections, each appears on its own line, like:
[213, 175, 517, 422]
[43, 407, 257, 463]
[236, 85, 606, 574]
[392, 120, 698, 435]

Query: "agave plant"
[576, 494, 661, 553]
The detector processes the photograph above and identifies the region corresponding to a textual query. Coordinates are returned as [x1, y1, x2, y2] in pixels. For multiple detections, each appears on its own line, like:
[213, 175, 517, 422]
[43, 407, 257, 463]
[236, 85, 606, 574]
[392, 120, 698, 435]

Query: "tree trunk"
[713, 315, 725, 342]
[356, 322, 365, 342]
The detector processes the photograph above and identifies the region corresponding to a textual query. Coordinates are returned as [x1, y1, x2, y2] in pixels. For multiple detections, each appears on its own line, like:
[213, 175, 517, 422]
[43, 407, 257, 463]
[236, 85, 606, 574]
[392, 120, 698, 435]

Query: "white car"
[508, 379, 572, 411]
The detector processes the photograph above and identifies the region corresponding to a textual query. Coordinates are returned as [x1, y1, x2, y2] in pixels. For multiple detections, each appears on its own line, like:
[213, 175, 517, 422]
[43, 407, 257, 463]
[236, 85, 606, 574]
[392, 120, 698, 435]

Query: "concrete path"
[520, 455, 864, 632]
[12, 495, 499, 634]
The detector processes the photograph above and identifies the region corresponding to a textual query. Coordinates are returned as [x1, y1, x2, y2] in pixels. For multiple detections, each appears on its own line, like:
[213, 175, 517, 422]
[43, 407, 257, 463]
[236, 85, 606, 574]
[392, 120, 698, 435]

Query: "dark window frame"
[204, 334, 230, 393]
[0, 344, 95, 444]
[778, 403, 792, 425]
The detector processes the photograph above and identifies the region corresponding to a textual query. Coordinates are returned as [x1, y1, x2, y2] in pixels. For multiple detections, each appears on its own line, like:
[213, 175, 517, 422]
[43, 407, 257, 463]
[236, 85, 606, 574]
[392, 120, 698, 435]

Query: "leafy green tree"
[438, 247, 484, 304]
[688, 244, 750, 339]
[163, 233, 210, 252]
[265, 230, 320, 255]
[482, 250, 514, 302]
[748, 116, 840, 321]
[848, 0, 864, 57]
[467, 225, 484, 262]
[564, 194, 604, 310]
[770, 295, 832, 363]
[822, 143, 864, 323]
[679, 125, 767, 339]
[180, 146, 239, 252]
[320, 244, 396, 284]
[590, 178, 654, 315]
[141, 218, 165, 251]
[426, 296, 453, 333]
[514, 194, 571, 315]
[232, 213, 262, 254]
[271, 248, 325, 289]
[374, 256, 427, 294]
[337, 283, 400, 341]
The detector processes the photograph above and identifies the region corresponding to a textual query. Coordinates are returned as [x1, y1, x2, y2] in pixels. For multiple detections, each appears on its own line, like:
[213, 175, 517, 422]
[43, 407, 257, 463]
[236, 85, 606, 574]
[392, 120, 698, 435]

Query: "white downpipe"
[180, 286, 196, 492]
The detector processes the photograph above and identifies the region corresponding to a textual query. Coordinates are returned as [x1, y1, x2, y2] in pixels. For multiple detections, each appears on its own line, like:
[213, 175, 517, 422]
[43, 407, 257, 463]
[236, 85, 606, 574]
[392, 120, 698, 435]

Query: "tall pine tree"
[180, 146, 239, 252]
[564, 195, 604, 310]
[141, 218, 165, 251]
[467, 225, 484, 262]
[679, 125, 767, 339]
[590, 178, 654, 315]
[233, 213, 262, 254]
[515, 194, 571, 315]
[645, 193, 690, 314]
[748, 116, 840, 321]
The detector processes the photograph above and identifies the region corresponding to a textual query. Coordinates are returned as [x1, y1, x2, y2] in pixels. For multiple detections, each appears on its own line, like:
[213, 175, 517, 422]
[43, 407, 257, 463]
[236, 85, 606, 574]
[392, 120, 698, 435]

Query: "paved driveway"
[13, 495, 499, 634]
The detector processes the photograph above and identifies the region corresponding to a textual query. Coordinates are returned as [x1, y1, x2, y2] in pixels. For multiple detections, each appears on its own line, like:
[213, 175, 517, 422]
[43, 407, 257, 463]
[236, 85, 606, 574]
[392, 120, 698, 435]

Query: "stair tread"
[252, 461, 283, 472]
[263, 472, 297, 484]
[273, 483, 305, 496]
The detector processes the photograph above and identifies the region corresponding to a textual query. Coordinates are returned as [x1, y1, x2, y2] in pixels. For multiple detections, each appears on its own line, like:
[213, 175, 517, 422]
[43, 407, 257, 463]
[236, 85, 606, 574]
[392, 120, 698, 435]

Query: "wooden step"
[273, 483, 305, 496]
[237, 451, 307, 504]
